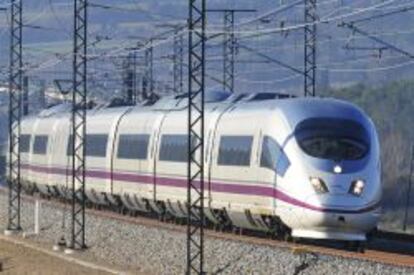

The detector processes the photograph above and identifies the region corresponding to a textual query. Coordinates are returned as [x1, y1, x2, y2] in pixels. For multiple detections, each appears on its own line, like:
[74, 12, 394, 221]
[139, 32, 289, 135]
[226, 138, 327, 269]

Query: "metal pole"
[123, 54, 134, 104]
[38, 79, 46, 109]
[133, 52, 137, 104]
[22, 75, 28, 116]
[34, 199, 40, 235]
[143, 40, 153, 100]
[403, 145, 414, 231]
[187, 0, 206, 274]
[207, 9, 255, 94]
[70, 0, 87, 250]
[173, 29, 185, 94]
[7, 0, 23, 234]
[179, 33, 184, 94]
[304, 0, 317, 97]
[223, 10, 235, 93]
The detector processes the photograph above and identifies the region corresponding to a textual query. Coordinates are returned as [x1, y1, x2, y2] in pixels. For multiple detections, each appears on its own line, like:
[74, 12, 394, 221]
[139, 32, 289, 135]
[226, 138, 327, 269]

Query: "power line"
[10, 0, 400, 81]
[88, 1, 179, 20]
[237, 43, 304, 75]
[207, 9, 256, 93]
[339, 22, 414, 59]
[349, 4, 414, 25]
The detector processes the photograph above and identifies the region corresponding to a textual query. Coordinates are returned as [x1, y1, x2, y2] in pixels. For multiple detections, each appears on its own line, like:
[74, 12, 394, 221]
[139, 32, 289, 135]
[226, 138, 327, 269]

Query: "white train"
[15, 92, 382, 242]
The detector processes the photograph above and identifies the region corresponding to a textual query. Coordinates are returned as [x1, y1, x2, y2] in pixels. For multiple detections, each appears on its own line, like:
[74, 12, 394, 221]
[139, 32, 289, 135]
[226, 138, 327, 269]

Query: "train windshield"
[295, 118, 369, 161]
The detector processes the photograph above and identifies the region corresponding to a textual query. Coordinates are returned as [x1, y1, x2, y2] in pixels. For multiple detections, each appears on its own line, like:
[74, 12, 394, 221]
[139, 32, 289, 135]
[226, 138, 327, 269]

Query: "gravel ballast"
[0, 191, 413, 275]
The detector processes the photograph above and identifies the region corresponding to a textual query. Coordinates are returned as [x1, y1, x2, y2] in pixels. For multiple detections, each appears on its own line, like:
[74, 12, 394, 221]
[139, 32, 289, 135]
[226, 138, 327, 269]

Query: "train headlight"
[310, 177, 329, 194]
[349, 179, 365, 196]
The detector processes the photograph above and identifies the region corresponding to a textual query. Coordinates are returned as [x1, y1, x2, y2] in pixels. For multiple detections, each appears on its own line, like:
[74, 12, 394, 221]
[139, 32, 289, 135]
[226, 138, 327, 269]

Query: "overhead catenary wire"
[0, 0, 399, 77]
[0, 0, 412, 95]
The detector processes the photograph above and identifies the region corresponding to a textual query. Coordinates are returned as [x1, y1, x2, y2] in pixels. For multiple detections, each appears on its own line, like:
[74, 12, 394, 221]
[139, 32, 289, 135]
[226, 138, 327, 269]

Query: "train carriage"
[15, 93, 382, 242]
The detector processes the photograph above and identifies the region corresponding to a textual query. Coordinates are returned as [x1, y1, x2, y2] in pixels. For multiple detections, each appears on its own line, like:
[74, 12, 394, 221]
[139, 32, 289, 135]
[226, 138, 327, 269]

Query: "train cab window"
[20, 134, 31, 153]
[117, 134, 150, 160]
[86, 134, 108, 157]
[295, 118, 369, 161]
[218, 136, 253, 166]
[260, 136, 290, 176]
[159, 135, 188, 162]
[33, 135, 48, 154]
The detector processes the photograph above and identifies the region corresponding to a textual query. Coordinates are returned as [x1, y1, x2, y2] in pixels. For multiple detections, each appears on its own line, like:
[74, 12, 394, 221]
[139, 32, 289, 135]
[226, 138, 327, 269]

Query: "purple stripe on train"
[21, 163, 380, 214]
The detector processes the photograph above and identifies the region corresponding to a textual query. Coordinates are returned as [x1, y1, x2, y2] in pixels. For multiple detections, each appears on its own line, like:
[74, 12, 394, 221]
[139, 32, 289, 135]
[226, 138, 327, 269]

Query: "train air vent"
[250, 93, 295, 101]
[232, 94, 247, 103]
[206, 90, 231, 103]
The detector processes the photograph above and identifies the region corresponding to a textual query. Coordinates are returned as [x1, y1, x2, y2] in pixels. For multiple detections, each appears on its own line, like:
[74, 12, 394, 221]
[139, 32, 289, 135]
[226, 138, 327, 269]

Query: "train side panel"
[20, 117, 37, 188]
[112, 109, 161, 208]
[209, 107, 271, 229]
[85, 109, 129, 194]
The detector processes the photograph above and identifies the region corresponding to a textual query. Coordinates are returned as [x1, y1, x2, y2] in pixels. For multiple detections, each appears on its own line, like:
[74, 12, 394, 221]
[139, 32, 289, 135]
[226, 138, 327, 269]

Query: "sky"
[0, 0, 412, 98]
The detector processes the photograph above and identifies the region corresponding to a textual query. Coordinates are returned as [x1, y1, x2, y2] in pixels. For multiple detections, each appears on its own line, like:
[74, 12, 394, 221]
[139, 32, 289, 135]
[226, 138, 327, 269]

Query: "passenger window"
[67, 134, 108, 157]
[33, 135, 48, 155]
[86, 134, 108, 157]
[20, 134, 31, 153]
[67, 135, 73, 156]
[260, 136, 290, 176]
[159, 135, 187, 162]
[218, 136, 252, 166]
[117, 134, 149, 160]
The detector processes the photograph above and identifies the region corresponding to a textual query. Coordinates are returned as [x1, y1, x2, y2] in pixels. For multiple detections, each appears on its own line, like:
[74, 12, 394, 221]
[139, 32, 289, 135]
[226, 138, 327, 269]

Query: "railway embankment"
[0, 191, 412, 274]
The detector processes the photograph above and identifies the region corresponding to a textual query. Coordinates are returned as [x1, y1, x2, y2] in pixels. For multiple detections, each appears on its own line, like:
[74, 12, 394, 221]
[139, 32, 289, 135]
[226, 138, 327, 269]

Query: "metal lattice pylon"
[7, 0, 23, 233]
[123, 52, 137, 105]
[70, 0, 87, 250]
[173, 29, 184, 94]
[143, 39, 154, 100]
[403, 145, 414, 231]
[223, 10, 235, 93]
[304, 0, 317, 97]
[187, 0, 206, 274]
[207, 9, 255, 94]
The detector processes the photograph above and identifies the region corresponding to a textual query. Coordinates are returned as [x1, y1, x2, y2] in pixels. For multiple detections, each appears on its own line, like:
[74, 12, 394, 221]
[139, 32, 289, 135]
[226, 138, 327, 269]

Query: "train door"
[53, 118, 71, 195]
[209, 109, 262, 213]
[28, 118, 41, 184]
[153, 110, 187, 205]
[257, 134, 280, 216]
[31, 119, 52, 187]
[47, 119, 61, 187]
[84, 111, 117, 194]
[112, 109, 156, 201]
[20, 117, 36, 184]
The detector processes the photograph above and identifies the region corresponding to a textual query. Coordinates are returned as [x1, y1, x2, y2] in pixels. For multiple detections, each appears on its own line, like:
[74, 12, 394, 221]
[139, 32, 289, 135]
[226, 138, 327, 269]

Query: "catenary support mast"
[7, 0, 23, 233]
[187, 0, 206, 274]
[207, 9, 255, 93]
[70, 0, 88, 250]
[304, 0, 317, 96]
[173, 29, 185, 94]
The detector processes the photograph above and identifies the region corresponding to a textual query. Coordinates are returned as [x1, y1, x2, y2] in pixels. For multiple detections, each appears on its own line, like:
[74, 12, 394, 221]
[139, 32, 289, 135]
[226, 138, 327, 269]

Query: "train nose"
[291, 195, 382, 240]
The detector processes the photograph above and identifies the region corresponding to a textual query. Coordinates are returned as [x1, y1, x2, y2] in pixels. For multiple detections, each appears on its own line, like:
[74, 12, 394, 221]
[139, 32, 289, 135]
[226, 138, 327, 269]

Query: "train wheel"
[346, 241, 365, 253]
[356, 241, 366, 253]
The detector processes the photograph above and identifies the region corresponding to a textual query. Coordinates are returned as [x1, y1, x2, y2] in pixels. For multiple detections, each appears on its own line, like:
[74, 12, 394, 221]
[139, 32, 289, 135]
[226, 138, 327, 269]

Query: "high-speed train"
[14, 92, 382, 242]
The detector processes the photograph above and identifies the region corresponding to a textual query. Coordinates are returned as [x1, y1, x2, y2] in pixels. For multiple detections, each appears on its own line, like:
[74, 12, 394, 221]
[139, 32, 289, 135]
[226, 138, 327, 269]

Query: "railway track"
[1, 188, 413, 269]
[80, 208, 414, 269]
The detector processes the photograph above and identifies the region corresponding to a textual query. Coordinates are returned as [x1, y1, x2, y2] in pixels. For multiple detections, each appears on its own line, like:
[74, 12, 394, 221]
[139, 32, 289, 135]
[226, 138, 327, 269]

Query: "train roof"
[23, 92, 369, 129]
